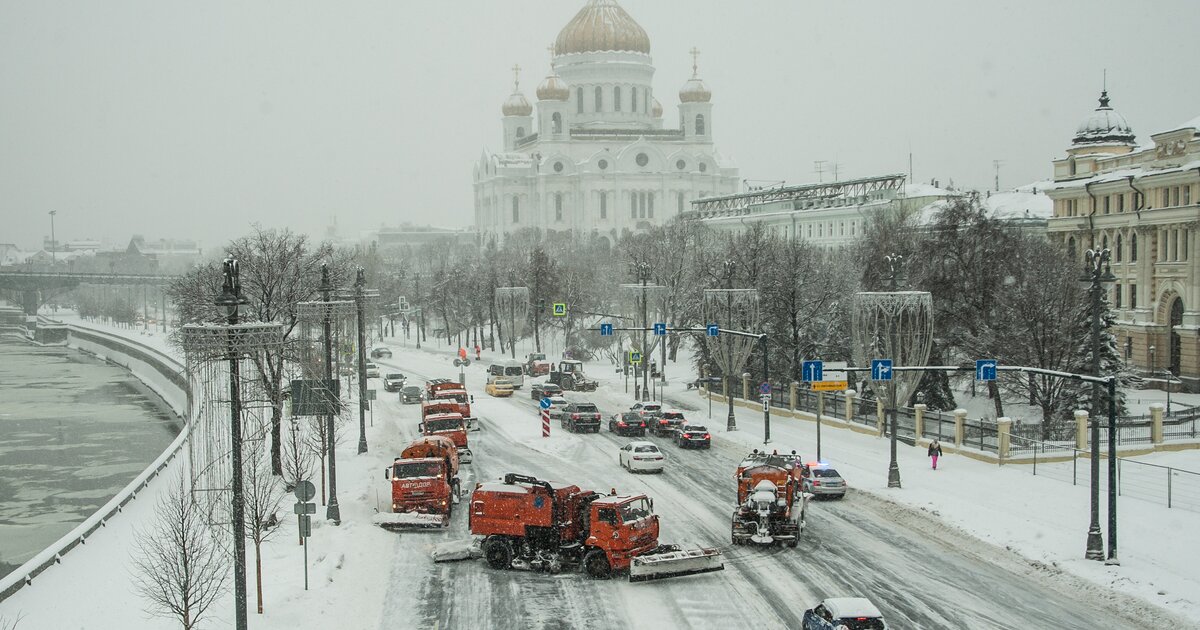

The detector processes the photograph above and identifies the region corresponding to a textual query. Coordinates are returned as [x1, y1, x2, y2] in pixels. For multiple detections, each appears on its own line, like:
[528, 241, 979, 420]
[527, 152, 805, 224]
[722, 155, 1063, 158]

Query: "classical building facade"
[473, 0, 739, 245]
[1046, 90, 1200, 389]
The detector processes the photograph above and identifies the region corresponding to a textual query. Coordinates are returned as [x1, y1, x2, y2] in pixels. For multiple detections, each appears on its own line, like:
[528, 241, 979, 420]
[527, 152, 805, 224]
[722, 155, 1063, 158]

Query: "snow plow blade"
[458, 448, 473, 464]
[431, 538, 482, 563]
[629, 547, 724, 582]
[372, 512, 448, 530]
[465, 417, 480, 432]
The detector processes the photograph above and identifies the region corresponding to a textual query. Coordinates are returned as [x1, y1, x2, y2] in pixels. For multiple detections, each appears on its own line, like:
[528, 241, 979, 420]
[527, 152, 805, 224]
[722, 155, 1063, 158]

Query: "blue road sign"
[539, 397, 553, 410]
[653, 322, 667, 336]
[759, 382, 771, 395]
[871, 359, 893, 381]
[706, 324, 720, 337]
[802, 360, 824, 383]
[976, 359, 997, 381]
[629, 351, 642, 365]
[599, 323, 614, 336]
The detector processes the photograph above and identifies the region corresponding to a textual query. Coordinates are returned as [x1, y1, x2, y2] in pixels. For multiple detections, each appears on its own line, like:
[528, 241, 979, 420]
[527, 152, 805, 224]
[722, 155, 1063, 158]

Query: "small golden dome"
[502, 92, 532, 117]
[679, 78, 711, 103]
[652, 98, 663, 118]
[537, 74, 570, 101]
[555, 0, 650, 56]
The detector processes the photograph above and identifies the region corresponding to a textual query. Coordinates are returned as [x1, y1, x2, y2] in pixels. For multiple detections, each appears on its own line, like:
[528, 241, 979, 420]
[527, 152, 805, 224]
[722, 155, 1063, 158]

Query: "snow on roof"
[983, 189, 1053, 220]
[475, 482, 529, 495]
[903, 183, 954, 198]
[1158, 113, 1200, 136]
[824, 597, 884, 619]
[592, 494, 640, 506]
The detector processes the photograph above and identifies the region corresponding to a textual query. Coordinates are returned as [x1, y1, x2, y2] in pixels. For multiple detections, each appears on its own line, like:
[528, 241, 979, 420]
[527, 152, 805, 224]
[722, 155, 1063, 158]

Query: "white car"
[802, 597, 887, 629]
[545, 396, 569, 422]
[365, 362, 381, 378]
[618, 441, 665, 473]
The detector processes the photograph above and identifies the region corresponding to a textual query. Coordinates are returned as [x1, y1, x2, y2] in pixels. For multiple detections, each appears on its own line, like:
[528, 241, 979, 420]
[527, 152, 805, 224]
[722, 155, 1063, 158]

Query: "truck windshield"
[620, 498, 652, 522]
[393, 462, 442, 479]
[425, 419, 463, 432]
[435, 392, 468, 403]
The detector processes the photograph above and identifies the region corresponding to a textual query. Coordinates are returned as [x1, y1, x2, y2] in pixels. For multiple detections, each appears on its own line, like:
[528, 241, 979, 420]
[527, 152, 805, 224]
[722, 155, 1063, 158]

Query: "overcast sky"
[2, 0, 1197, 252]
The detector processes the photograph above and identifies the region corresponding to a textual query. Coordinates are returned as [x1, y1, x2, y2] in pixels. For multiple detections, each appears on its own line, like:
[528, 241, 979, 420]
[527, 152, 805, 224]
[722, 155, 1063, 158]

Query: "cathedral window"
[699, 162, 708, 173]
[677, 192, 684, 214]
[1131, 232, 1138, 261]
[695, 114, 706, 135]
[1118, 194, 1125, 212]
[552, 113, 562, 134]
[1116, 233, 1123, 262]
[595, 86, 603, 112]
[676, 159, 686, 170]
[631, 87, 637, 113]
[600, 192, 607, 219]
[636, 153, 649, 167]
[512, 197, 519, 223]
[577, 88, 583, 114]
[553, 161, 563, 173]
[647, 193, 654, 219]
[555, 194, 563, 221]
[630, 192, 637, 219]
[615, 86, 621, 112]
[598, 159, 608, 170]
[516, 126, 525, 139]
[1115, 284, 1122, 309]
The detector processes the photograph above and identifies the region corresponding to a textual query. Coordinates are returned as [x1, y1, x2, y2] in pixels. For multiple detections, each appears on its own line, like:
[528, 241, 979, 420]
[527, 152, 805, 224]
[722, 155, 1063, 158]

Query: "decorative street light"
[319, 264, 342, 525]
[1079, 247, 1116, 562]
[634, 261, 652, 402]
[48, 210, 57, 266]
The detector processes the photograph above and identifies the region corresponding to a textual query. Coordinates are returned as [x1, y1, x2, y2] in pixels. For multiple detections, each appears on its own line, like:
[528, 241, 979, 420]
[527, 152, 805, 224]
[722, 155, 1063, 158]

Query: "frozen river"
[0, 337, 181, 581]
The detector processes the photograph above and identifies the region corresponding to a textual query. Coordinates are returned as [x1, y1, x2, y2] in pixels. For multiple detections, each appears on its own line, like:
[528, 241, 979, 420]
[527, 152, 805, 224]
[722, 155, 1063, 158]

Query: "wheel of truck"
[483, 537, 513, 570]
[786, 538, 798, 548]
[583, 550, 611, 579]
[443, 502, 453, 527]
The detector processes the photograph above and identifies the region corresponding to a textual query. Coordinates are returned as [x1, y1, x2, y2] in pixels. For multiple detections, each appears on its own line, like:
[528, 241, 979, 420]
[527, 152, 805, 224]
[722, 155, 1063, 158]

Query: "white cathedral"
[472, 0, 740, 246]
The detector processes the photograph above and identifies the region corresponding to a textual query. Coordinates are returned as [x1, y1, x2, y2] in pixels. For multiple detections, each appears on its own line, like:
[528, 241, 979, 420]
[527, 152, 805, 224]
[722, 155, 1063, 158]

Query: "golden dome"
[537, 74, 570, 101]
[652, 98, 663, 118]
[555, 0, 650, 56]
[679, 78, 711, 103]
[502, 92, 532, 117]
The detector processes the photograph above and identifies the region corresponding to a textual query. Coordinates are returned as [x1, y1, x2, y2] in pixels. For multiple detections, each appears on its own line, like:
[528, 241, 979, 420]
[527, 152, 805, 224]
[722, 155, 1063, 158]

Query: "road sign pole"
[761, 336, 770, 445]
[817, 391, 824, 461]
[303, 532, 308, 591]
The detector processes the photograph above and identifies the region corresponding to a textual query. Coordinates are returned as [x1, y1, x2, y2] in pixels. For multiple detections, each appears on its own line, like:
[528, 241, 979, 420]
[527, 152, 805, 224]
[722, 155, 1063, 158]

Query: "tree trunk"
[319, 454, 326, 505]
[255, 540, 264, 614]
[270, 403, 283, 476]
[988, 380, 1004, 419]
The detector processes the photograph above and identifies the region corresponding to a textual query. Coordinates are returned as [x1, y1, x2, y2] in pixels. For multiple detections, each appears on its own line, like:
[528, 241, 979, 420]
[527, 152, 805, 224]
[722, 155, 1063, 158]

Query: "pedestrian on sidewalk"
[474, 343, 481, 361]
[928, 440, 943, 469]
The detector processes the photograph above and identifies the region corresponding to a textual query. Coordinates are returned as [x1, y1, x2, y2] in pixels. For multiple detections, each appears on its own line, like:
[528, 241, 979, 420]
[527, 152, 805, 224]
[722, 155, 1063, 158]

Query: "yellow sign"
[811, 380, 848, 392]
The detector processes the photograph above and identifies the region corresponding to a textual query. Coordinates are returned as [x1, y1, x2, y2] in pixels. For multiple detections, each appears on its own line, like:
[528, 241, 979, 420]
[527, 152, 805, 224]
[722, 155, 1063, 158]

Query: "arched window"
[552, 112, 562, 134]
[647, 193, 654, 218]
[595, 86, 603, 112]
[1068, 157, 1077, 176]
[1116, 233, 1123, 262]
[695, 114, 706, 135]
[577, 87, 583, 114]
[630, 191, 638, 219]
[631, 87, 637, 113]
[614, 86, 622, 112]
[1131, 233, 1139, 261]
[600, 192, 607, 219]
[555, 194, 563, 221]
[516, 126, 525, 138]
[511, 197, 519, 223]
[1102, 235, 1108, 250]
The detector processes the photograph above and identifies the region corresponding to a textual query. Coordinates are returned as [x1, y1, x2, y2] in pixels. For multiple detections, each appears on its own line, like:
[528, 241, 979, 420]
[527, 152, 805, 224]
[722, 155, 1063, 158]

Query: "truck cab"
[549, 360, 598, 392]
[524, 353, 549, 376]
[384, 457, 454, 524]
[585, 494, 661, 576]
[419, 413, 471, 462]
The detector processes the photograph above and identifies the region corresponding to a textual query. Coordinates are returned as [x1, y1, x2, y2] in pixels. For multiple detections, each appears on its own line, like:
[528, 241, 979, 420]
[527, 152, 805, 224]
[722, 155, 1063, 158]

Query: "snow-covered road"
[369, 350, 1162, 629]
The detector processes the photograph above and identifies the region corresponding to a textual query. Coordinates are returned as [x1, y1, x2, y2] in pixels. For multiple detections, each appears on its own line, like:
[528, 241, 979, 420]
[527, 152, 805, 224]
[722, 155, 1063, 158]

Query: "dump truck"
[419, 410, 473, 463]
[731, 449, 810, 547]
[524, 352, 550, 377]
[374, 435, 461, 529]
[427, 385, 478, 431]
[548, 360, 598, 392]
[464, 473, 723, 581]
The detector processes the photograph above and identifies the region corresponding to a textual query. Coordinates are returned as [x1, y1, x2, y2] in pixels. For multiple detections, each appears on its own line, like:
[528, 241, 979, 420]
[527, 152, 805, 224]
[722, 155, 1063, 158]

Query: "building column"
[788, 382, 798, 411]
[998, 417, 1012, 461]
[914, 403, 926, 440]
[845, 389, 856, 422]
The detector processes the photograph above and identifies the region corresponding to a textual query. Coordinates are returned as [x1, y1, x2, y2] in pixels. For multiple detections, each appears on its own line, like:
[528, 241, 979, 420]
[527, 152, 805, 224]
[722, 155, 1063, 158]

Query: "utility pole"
[813, 160, 826, 184]
[354, 267, 369, 454]
[48, 211, 57, 267]
[215, 257, 249, 630]
[320, 264, 341, 525]
[993, 160, 1003, 192]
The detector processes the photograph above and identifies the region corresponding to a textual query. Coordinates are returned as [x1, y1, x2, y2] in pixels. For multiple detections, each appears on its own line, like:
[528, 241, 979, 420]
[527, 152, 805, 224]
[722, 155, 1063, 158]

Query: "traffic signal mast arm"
[592, 326, 764, 340]
[838, 364, 1113, 385]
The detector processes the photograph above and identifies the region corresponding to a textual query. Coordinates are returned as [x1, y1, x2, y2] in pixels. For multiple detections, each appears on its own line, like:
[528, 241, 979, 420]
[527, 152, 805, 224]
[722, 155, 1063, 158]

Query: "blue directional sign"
[759, 382, 771, 395]
[706, 324, 720, 337]
[653, 322, 667, 336]
[976, 359, 997, 382]
[802, 360, 824, 383]
[871, 359, 893, 381]
[599, 323, 614, 336]
[539, 397, 553, 410]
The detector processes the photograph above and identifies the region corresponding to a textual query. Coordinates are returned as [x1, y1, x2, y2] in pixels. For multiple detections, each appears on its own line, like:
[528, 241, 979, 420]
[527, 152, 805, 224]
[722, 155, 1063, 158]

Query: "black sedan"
[675, 424, 711, 449]
[399, 385, 422, 404]
[370, 347, 393, 359]
[608, 412, 648, 437]
[530, 382, 563, 400]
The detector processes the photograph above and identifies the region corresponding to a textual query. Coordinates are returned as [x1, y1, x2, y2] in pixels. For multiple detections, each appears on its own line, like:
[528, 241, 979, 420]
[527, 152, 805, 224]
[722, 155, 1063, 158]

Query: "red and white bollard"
[541, 409, 550, 437]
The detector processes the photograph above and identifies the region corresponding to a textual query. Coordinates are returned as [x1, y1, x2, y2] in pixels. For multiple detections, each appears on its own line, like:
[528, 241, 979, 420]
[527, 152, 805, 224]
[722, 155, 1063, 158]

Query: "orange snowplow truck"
[377, 436, 461, 529]
[731, 450, 809, 547]
[426, 380, 477, 431]
[420, 404, 473, 463]
[469, 473, 723, 582]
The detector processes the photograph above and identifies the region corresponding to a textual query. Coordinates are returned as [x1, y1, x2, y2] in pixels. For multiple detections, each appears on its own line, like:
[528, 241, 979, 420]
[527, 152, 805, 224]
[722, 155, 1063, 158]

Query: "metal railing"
[0, 324, 189, 603]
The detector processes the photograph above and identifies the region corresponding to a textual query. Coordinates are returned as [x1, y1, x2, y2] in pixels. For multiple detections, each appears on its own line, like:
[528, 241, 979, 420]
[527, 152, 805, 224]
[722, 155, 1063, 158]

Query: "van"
[487, 360, 525, 389]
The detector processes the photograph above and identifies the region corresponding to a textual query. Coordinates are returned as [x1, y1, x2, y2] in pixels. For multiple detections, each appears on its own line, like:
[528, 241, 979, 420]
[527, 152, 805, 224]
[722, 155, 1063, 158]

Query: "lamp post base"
[887, 462, 902, 488]
[1085, 528, 1104, 560]
[357, 437, 367, 454]
[327, 497, 341, 525]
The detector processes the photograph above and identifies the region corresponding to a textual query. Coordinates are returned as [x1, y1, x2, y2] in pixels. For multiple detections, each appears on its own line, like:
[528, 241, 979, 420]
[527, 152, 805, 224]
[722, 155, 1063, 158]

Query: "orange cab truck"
[419, 407, 473, 463]
[731, 449, 810, 547]
[427, 383, 478, 431]
[468, 473, 723, 582]
[375, 435, 461, 529]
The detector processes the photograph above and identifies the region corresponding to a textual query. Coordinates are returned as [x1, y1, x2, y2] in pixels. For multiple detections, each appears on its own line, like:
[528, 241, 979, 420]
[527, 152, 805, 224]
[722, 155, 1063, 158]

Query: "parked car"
[608, 411, 647, 437]
[675, 424, 711, 449]
[804, 466, 848, 499]
[365, 362, 381, 378]
[561, 402, 602, 433]
[802, 597, 887, 630]
[370, 347, 393, 359]
[399, 385, 422, 404]
[651, 410, 687, 437]
[383, 373, 406, 392]
[530, 382, 563, 400]
[485, 378, 515, 397]
[618, 441, 665, 474]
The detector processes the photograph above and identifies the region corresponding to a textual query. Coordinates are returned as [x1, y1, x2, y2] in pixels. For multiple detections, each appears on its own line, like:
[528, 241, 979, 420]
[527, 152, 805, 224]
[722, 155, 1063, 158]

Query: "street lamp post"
[354, 267, 369, 455]
[320, 264, 341, 525]
[215, 257, 250, 630]
[1080, 248, 1115, 561]
[723, 259, 737, 432]
[48, 211, 57, 266]
[885, 254, 903, 489]
[634, 262, 652, 402]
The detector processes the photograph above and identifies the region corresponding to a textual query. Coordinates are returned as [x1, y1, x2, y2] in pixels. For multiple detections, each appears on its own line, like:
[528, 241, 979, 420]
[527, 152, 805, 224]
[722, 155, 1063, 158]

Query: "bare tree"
[131, 472, 229, 630]
[242, 436, 284, 615]
[281, 416, 315, 496]
[0, 613, 25, 630]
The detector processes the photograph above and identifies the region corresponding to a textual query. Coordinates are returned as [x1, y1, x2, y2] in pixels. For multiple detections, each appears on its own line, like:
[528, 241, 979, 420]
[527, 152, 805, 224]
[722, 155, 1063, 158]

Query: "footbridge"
[0, 271, 180, 315]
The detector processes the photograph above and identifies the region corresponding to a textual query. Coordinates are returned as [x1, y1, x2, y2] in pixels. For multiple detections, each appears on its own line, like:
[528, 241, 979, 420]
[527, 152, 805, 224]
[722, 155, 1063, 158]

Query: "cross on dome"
[690, 46, 701, 78]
